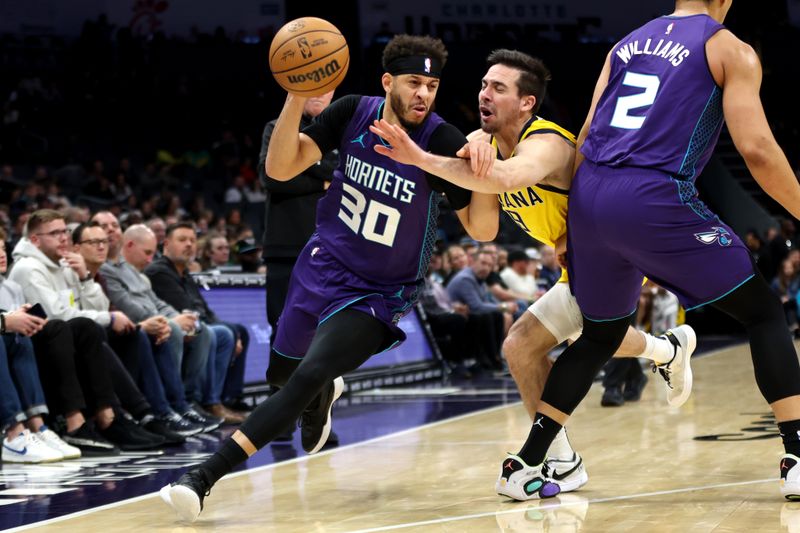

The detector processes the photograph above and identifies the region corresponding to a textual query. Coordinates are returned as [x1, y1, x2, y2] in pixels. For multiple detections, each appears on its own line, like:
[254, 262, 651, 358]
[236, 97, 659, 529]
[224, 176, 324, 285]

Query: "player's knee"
[581, 315, 629, 351]
[502, 331, 522, 363]
[265, 350, 300, 387]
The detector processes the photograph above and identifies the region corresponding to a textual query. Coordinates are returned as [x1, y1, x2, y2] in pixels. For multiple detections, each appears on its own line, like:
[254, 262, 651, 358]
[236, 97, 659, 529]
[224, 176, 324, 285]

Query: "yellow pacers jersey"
[494, 116, 576, 282]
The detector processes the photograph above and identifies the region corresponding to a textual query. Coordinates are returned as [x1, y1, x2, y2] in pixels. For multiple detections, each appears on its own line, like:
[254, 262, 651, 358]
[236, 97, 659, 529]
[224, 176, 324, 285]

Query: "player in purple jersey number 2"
[498, 0, 800, 501]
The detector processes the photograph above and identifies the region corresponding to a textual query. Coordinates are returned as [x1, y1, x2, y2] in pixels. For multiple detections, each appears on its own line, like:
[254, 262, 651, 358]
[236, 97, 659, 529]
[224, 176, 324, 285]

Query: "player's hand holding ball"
[269, 17, 349, 97]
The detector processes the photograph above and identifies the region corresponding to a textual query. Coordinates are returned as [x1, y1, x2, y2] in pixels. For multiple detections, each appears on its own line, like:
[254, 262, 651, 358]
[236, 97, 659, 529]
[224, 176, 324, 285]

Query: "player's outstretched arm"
[573, 51, 612, 177]
[265, 94, 323, 181]
[455, 192, 500, 242]
[370, 119, 569, 193]
[710, 31, 800, 220]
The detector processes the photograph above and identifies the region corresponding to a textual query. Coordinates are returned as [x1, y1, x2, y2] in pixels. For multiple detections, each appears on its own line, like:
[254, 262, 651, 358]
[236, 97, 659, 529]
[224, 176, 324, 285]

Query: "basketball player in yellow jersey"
[370, 49, 697, 499]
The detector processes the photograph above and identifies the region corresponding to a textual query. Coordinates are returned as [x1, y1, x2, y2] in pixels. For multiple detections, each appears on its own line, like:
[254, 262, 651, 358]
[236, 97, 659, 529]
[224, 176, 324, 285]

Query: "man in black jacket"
[145, 223, 247, 424]
[258, 91, 338, 347]
[257, 91, 339, 444]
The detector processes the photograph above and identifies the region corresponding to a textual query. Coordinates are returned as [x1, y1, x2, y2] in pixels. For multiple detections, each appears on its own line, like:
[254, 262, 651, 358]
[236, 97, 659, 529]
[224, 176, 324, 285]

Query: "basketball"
[269, 17, 349, 97]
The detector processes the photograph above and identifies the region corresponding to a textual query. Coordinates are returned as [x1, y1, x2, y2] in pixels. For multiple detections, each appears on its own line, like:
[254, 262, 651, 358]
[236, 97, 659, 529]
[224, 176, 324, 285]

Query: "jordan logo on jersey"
[694, 227, 731, 247]
[351, 132, 367, 148]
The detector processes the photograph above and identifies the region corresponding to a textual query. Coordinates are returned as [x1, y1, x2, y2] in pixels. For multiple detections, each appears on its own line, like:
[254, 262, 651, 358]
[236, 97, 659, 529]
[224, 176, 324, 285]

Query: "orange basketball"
[269, 17, 349, 97]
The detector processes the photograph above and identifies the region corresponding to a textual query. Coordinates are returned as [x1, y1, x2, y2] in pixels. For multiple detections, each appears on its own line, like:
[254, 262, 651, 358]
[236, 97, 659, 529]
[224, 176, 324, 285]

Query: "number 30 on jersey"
[338, 183, 401, 247]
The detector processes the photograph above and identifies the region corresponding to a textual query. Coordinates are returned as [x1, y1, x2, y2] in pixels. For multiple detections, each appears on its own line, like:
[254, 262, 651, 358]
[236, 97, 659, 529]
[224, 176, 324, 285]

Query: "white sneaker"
[544, 453, 588, 492]
[496, 454, 562, 501]
[781, 454, 800, 500]
[654, 324, 696, 407]
[38, 426, 81, 459]
[2, 429, 63, 463]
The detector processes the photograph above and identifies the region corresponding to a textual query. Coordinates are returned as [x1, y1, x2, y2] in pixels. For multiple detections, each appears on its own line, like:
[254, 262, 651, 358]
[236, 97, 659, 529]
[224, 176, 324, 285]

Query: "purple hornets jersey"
[581, 14, 726, 181]
[314, 96, 444, 285]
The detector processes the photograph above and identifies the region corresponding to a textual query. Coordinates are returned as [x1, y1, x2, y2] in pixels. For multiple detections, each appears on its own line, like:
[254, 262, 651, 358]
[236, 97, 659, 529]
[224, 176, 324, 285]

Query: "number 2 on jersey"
[338, 183, 400, 247]
[609, 71, 660, 130]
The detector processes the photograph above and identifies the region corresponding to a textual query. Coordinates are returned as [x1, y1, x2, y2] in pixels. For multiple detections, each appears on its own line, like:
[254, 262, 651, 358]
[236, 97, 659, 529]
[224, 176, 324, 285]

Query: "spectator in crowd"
[496, 247, 509, 272]
[0, 227, 81, 462]
[419, 261, 472, 377]
[768, 218, 799, 279]
[198, 231, 232, 272]
[447, 249, 516, 370]
[146, 217, 167, 255]
[146, 222, 246, 423]
[460, 238, 479, 260]
[224, 175, 248, 206]
[481, 243, 532, 318]
[9, 209, 131, 454]
[745, 228, 775, 279]
[12, 211, 171, 450]
[500, 249, 539, 301]
[74, 222, 203, 440]
[235, 237, 265, 274]
[772, 257, 800, 334]
[428, 249, 448, 285]
[100, 219, 221, 432]
[538, 245, 562, 290]
[445, 245, 468, 285]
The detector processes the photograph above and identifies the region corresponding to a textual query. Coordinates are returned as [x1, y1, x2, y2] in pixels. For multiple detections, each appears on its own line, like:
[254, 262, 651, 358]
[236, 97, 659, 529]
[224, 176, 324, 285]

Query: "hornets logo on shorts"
[694, 226, 731, 247]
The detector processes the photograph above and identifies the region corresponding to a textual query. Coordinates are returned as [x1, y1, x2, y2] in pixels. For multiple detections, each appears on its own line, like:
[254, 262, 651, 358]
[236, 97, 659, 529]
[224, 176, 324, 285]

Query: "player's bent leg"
[502, 315, 588, 493]
[506, 285, 591, 493]
[503, 311, 557, 420]
[161, 309, 389, 522]
[710, 271, 800, 499]
[498, 317, 629, 501]
[613, 325, 697, 407]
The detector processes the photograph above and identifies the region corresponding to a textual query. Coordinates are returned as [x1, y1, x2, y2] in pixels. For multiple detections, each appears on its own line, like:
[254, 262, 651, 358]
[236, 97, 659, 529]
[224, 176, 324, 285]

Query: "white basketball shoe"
[653, 324, 696, 407]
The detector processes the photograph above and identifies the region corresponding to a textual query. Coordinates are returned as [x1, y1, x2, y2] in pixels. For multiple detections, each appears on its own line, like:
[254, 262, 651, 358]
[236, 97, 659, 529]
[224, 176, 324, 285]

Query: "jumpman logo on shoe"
[534, 417, 544, 429]
[351, 132, 367, 148]
[504, 460, 515, 471]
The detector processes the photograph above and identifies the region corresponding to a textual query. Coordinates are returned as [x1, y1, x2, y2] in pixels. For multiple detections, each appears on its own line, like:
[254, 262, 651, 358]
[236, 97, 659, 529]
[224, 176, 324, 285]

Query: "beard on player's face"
[389, 91, 429, 130]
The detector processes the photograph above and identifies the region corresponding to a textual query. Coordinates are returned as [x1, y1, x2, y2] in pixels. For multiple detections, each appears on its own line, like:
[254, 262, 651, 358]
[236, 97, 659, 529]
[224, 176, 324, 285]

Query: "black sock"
[198, 438, 249, 487]
[779, 420, 800, 456]
[518, 413, 563, 466]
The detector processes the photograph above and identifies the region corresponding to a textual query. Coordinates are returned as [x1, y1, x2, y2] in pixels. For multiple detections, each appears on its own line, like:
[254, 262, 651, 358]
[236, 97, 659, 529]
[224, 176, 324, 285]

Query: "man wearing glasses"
[8, 209, 128, 454]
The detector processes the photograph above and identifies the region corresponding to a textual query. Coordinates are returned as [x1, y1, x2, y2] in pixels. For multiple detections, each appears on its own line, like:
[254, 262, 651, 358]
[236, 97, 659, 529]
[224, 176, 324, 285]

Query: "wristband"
[110, 313, 115, 327]
[0, 313, 5, 334]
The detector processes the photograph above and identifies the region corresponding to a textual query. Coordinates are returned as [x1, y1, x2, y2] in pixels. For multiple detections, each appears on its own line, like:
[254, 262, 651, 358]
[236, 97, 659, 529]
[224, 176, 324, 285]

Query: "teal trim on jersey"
[415, 191, 439, 280]
[671, 177, 716, 221]
[685, 273, 755, 311]
[677, 86, 723, 180]
[583, 307, 637, 322]
[272, 348, 303, 360]
[318, 293, 383, 326]
[373, 339, 400, 356]
[375, 101, 391, 148]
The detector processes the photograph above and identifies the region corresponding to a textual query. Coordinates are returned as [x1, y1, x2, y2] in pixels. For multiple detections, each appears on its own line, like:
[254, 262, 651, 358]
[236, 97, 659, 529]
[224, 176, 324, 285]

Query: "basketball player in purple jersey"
[160, 35, 495, 522]
[482, 0, 800, 500]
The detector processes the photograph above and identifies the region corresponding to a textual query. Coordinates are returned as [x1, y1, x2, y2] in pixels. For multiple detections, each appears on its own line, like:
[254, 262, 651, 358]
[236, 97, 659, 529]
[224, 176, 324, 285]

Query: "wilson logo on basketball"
[287, 59, 342, 85]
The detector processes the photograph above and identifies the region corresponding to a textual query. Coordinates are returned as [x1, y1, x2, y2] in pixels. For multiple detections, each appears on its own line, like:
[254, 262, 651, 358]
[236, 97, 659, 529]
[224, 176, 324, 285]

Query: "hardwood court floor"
[17, 343, 799, 532]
